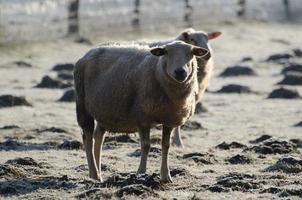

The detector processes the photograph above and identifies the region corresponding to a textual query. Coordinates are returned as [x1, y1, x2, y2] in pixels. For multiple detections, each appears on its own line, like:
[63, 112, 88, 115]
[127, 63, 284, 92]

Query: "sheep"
[148, 28, 222, 148]
[74, 41, 209, 182]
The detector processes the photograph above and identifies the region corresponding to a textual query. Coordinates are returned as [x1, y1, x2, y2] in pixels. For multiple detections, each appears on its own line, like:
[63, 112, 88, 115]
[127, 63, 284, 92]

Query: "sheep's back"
[82, 46, 156, 131]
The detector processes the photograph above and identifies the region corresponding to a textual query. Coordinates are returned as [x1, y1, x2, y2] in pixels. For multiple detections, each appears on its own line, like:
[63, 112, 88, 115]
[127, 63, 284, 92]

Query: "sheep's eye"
[190, 38, 196, 44]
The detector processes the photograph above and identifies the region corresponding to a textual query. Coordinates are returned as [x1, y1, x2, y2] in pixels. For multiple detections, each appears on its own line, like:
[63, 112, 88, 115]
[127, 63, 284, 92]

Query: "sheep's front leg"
[82, 129, 100, 180]
[93, 123, 106, 182]
[161, 125, 173, 183]
[137, 126, 151, 174]
[171, 126, 184, 148]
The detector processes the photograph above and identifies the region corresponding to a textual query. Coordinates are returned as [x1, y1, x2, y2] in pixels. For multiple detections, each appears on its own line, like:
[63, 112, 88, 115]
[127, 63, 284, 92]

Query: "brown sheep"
[149, 28, 222, 147]
[74, 41, 209, 182]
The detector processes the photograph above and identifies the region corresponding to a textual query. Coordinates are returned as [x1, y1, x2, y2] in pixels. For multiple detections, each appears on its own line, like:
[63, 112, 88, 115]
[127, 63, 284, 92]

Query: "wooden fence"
[0, 0, 301, 44]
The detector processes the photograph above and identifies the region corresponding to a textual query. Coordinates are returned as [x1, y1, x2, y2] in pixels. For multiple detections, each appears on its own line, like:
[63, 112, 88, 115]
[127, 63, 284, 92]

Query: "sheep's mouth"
[163, 65, 195, 85]
[173, 74, 188, 82]
[196, 51, 211, 61]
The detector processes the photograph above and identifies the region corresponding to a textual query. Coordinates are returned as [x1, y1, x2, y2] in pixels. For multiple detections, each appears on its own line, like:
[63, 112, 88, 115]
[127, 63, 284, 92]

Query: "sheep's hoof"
[89, 174, 101, 181]
[160, 174, 173, 183]
[160, 178, 173, 184]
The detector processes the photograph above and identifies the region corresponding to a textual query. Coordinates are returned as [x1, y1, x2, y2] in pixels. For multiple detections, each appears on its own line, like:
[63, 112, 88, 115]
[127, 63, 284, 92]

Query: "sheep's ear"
[150, 48, 166, 56]
[184, 28, 195, 34]
[179, 28, 194, 41]
[182, 32, 190, 41]
[207, 31, 222, 40]
[192, 47, 209, 57]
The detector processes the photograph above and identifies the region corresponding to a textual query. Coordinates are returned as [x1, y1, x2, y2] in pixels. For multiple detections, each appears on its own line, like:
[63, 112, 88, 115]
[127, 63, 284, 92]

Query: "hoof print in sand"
[216, 84, 254, 94]
[170, 167, 190, 177]
[101, 173, 161, 198]
[208, 173, 258, 193]
[58, 140, 82, 150]
[266, 53, 293, 62]
[277, 74, 302, 86]
[0, 175, 75, 196]
[294, 121, 302, 127]
[248, 139, 297, 154]
[0, 139, 22, 151]
[35, 76, 72, 89]
[240, 57, 253, 62]
[216, 141, 247, 150]
[128, 147, 161, 158]
[227, 154, 252, 165]
[279, 189, 302, 198]
[3, 157, 49, 178]
[0, 125, 20, 130]
[293, 48, 302, 57]
[58, 89, 76, 102]
[37, 127, 67, 133]
[75, 163, 109, 172]
[265, 157, 302, 173]
[57, 71, 74, 81]
[6, 157, 42, 168]
[281, 63, 302, 74]
[0, 95, 32, 108]
[268, 87, 300, 99]
[290, 139, 302, 148]
[104, 134, 137, 143]
[194, 102, 208, 114]
[183, 152, 217, 164]
[181, 120, 203, 131]
[219, 65, 257, 77]
[0, 164, 26, 179]
[116, 184, 157, 198]
[249, 135, 272, 144]
[23, 135, 35, 140]
[208, 185, 230, 193]
[75, 188, 113, 199]
[261, 187, 302, 198]
[52, 63, 74, 71]
[0, 139, 51, 151]
[13, 60, 32, 68]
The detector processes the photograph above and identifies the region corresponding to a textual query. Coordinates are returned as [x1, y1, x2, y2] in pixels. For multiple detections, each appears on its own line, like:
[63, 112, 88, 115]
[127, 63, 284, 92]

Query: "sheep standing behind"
[74, 41, 209, 182]
[148, 28, 222, 147]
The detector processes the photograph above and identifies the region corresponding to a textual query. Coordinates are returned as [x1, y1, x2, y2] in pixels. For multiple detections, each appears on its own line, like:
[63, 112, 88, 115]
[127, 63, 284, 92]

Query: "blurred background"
[0, 1, 302, 199]
[1, 0, 302, 44]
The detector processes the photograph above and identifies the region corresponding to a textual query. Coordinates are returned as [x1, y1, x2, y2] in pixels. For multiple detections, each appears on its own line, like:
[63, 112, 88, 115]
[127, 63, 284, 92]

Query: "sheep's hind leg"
[171, 126, 184, 148]
[137, 126, 151, 174]
[93, 123, 106, 182]
[161, 126, 173, 183]
[82, 128, 100, 180]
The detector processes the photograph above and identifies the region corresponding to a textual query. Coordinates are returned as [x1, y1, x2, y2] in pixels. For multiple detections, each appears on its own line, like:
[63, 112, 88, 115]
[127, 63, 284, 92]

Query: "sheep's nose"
[174, 68, 187, 81]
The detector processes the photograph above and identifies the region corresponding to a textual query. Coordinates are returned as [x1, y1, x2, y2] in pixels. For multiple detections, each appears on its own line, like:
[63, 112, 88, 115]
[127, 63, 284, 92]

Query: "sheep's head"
[178, 29, 222, 61]
[150, 41, 209, 83]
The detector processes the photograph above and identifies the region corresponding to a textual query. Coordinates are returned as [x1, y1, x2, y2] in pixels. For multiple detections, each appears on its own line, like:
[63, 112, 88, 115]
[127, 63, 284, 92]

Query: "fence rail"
[0, 0, 301, 44]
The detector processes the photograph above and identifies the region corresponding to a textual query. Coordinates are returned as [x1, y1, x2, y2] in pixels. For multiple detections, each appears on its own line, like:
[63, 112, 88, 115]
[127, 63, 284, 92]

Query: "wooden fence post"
[184, 0, 193, 27]
[237, 0, 246, 18]
[283, 0, 291, 20]
[132, 0, 140, 27]
[68, 0, 80, 36]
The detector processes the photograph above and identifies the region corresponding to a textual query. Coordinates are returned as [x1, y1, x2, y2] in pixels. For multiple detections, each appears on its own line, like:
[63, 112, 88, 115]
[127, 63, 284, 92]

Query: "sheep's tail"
[74, 60, 94, 133]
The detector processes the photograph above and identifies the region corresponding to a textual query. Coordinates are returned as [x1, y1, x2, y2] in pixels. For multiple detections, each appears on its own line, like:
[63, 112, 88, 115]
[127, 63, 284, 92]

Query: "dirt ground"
[0, 22, 302, 200]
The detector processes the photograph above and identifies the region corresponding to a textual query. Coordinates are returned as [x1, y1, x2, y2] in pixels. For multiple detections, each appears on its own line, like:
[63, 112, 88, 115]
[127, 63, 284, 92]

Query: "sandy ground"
[0, 22, 302, 200]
